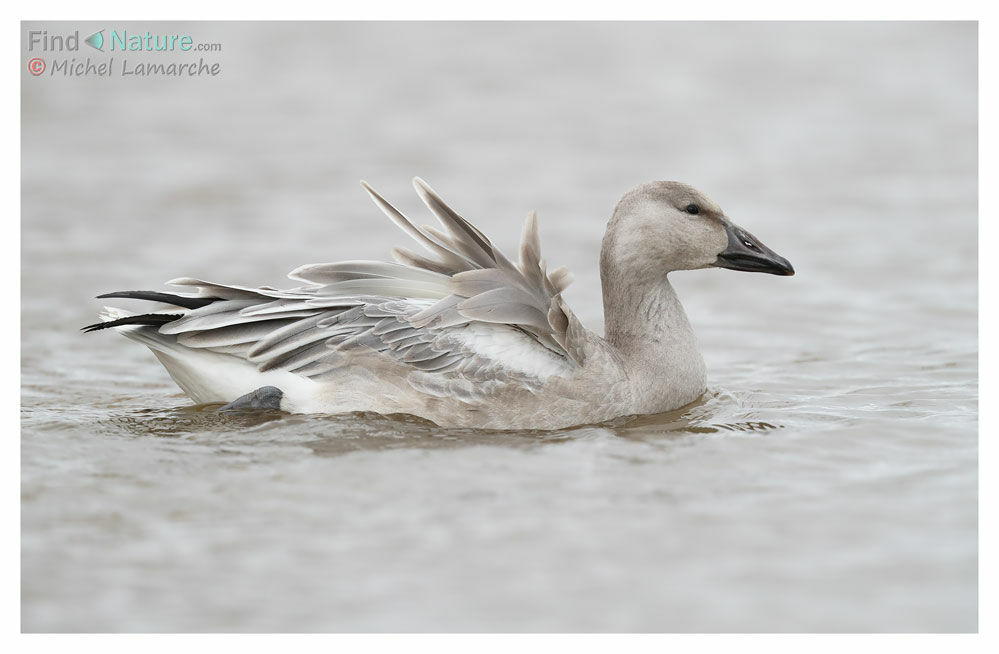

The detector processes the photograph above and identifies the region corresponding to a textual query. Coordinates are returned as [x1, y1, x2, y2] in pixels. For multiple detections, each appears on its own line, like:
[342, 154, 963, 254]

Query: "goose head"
[601, 181, 794, 278]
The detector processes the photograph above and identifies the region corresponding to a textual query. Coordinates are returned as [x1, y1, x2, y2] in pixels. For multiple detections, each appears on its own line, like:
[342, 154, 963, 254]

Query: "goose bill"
[713, 219, 795, 276]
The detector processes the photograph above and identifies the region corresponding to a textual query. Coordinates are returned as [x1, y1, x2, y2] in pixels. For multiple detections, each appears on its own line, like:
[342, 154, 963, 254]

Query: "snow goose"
[84, 178, 793, 429]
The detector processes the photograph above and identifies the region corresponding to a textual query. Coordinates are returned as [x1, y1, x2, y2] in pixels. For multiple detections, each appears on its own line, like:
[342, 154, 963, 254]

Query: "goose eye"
[684, 204, 700, 215]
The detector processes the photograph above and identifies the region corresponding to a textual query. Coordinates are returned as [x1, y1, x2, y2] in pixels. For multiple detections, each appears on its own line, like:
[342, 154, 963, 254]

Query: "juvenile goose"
[85, 178, 793, 430]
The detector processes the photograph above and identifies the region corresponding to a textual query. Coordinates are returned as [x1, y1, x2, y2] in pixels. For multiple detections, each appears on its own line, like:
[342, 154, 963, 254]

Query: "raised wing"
[358, 177, 584, 363]
[91, 178, 588, 398]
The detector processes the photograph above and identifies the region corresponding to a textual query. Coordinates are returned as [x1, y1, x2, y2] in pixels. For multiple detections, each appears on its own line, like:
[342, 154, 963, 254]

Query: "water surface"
[21, 22, 977, 631]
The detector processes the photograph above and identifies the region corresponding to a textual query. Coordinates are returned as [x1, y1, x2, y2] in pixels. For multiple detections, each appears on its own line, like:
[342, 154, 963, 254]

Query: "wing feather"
[93, 178, 587, 401]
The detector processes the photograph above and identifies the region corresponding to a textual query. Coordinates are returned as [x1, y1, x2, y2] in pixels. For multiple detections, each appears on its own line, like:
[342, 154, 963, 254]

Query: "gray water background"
[21, 22, 978, 631]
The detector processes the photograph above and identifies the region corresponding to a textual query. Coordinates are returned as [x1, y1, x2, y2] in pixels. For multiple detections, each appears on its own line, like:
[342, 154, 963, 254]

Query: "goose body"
[86, 178, 793, 430]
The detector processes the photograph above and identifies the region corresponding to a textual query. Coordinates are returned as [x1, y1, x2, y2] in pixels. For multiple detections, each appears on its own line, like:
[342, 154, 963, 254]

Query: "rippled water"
[21, 22, 977, 631]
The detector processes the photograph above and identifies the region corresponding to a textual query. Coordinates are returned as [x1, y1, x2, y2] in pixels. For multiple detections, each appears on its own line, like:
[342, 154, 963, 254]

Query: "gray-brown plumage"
[86, 178, 793, 429]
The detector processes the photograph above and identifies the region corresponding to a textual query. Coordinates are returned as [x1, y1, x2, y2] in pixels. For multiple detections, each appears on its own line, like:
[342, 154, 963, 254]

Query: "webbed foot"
[219, 386, 284, 412]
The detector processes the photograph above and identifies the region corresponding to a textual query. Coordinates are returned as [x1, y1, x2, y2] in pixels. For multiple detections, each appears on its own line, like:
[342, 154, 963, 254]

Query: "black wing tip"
[81, 319, 116, 333]
[81, 313, 184, 334]
[95, 290, 218, 310]
[95, 290, 150, 300]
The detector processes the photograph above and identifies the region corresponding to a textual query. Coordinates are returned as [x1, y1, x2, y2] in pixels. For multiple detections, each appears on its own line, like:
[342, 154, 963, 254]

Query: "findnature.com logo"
[26, 28, 224, 77]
